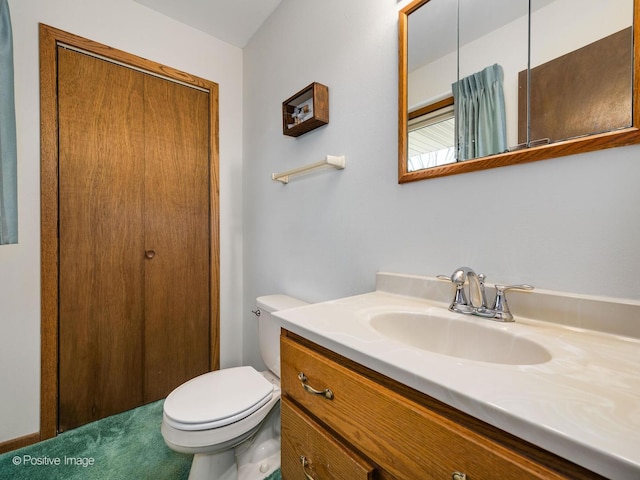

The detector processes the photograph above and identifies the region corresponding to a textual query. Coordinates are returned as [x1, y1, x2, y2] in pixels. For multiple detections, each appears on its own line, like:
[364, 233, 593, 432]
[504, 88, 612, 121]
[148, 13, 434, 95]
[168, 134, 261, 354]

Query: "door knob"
[144, 250, 156, 259]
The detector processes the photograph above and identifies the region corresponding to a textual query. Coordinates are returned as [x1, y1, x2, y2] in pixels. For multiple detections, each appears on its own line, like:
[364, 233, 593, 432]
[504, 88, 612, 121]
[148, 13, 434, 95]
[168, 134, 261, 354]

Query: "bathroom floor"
[0, 401, 282, 480]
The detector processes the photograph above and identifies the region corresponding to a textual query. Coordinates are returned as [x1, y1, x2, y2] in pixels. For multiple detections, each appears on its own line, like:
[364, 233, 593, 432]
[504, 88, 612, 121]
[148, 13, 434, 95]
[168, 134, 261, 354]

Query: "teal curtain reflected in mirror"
[453, 64, 507, 161]
[0, 0, 17, 245]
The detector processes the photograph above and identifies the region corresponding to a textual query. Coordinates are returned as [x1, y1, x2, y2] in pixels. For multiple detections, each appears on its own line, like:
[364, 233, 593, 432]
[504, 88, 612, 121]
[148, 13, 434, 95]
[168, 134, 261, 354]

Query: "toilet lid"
[163, 366, 274, 431]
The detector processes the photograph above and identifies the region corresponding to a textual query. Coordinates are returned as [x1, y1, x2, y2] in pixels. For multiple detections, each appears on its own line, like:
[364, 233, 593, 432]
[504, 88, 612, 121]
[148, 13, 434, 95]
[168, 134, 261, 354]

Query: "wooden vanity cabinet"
[280, 331, 604, 480]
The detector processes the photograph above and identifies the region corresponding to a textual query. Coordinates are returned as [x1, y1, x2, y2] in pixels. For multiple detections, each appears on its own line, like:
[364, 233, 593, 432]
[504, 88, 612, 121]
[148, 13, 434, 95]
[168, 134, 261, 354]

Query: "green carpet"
[263, 471, 281, 480]
[0, 400, 282, 479]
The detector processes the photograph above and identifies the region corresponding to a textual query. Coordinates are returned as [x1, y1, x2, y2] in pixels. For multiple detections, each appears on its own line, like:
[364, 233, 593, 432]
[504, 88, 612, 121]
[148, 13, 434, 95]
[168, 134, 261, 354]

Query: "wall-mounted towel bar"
[272, 155, 346, 184]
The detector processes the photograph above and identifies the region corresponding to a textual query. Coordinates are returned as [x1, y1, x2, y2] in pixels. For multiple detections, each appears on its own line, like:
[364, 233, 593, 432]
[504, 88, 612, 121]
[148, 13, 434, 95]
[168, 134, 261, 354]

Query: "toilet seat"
[163, 366, 275, 431]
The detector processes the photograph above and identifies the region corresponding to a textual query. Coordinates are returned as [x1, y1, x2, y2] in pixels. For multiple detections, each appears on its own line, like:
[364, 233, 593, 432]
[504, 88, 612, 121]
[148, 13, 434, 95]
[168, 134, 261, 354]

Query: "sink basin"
[369, 312, 551, 365]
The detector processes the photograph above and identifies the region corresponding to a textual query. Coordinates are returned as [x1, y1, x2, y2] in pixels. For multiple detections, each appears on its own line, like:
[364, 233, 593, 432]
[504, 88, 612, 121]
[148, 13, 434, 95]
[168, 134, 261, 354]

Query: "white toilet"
[161, 295, 308, 480]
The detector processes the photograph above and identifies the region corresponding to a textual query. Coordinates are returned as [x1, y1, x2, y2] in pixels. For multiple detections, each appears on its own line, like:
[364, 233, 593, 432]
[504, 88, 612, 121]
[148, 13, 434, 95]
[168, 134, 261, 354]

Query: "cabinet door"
[143, 75, 211, 401]
[58, 47, 146, 431]
[282, 397, 375, 479]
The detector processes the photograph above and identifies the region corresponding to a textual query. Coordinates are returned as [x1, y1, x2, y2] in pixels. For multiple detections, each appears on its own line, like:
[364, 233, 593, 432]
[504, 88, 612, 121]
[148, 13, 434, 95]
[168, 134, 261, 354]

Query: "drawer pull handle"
[452, 472, 467, 480]
[298, 372, 334, 400]
[300, 455, 314, 480]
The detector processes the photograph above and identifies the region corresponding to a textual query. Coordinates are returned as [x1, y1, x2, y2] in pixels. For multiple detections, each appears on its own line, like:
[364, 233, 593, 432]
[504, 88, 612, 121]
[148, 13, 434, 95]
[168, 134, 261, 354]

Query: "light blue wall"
[242, 0, 640, 368]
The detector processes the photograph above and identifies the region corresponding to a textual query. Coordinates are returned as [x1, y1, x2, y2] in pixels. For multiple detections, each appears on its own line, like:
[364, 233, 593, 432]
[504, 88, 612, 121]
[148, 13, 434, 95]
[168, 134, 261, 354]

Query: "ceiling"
[133, 0, 282, 48]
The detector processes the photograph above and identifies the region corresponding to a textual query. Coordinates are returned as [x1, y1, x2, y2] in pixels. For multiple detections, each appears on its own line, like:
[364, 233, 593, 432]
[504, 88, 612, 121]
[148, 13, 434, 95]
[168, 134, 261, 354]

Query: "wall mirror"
[399, 0, 639, 183]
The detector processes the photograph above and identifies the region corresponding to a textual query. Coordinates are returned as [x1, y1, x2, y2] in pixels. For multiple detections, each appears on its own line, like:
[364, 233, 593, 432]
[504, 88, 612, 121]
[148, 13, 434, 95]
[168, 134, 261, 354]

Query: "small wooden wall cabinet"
[282, 82, 329, 137]
[280, 331, 604, 480]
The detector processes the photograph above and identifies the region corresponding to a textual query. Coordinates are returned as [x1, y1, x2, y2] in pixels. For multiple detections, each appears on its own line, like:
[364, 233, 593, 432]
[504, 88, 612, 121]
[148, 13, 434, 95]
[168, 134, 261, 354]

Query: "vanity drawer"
[281, 397, 375, 479]
[281, 334, 566, 480]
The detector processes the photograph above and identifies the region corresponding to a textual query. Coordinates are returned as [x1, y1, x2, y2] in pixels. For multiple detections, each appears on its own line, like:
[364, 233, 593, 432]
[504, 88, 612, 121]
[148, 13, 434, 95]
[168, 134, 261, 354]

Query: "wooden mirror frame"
[398, 0, 640, 184]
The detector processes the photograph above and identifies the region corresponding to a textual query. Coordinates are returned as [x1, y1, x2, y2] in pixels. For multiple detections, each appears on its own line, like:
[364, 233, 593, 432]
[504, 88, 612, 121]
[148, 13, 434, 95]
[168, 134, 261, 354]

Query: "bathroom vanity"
[281, 332, 598, 479]
[275, 273, 640, 479]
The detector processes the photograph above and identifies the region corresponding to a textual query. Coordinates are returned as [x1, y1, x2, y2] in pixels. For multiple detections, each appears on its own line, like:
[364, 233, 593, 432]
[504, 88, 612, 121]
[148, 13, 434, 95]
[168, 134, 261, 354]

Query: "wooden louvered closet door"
[57, 47, 210, 432]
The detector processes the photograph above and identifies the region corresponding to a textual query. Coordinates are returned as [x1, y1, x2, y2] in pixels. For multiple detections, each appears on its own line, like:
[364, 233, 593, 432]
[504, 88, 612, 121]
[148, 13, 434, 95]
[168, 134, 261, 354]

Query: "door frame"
[39, 24, 220, 440]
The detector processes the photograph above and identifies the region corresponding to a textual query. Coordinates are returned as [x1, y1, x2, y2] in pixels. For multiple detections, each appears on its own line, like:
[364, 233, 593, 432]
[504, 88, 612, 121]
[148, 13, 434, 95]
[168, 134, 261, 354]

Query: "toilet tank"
[256, 295, 308, 378]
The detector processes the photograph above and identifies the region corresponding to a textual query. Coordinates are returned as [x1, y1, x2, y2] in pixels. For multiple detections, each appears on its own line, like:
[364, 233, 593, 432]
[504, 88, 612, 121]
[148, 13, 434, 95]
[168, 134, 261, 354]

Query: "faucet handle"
[495, 284, 534, 293]
[491, 284, 534, 322]
[437, 274, 453, 282]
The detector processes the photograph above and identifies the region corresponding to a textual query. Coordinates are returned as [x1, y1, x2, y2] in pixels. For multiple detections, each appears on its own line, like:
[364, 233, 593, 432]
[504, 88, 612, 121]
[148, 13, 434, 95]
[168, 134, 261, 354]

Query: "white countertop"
[274, 279, 640, 479]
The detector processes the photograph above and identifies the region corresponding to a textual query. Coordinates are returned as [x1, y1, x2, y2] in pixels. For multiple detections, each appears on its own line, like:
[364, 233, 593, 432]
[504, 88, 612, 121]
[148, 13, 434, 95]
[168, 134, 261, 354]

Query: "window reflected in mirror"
[408, 98, 455, 171]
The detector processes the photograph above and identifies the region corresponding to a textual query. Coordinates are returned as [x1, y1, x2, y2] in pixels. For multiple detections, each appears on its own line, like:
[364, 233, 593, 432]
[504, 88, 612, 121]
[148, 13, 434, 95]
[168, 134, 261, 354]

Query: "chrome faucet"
[446, 267, 485, 314]
[438, 267, 533, 322]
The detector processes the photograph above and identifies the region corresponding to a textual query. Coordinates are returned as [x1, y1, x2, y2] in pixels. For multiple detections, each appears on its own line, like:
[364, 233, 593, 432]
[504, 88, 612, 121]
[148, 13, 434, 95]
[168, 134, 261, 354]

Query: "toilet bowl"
[161, 295, 308, 480]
